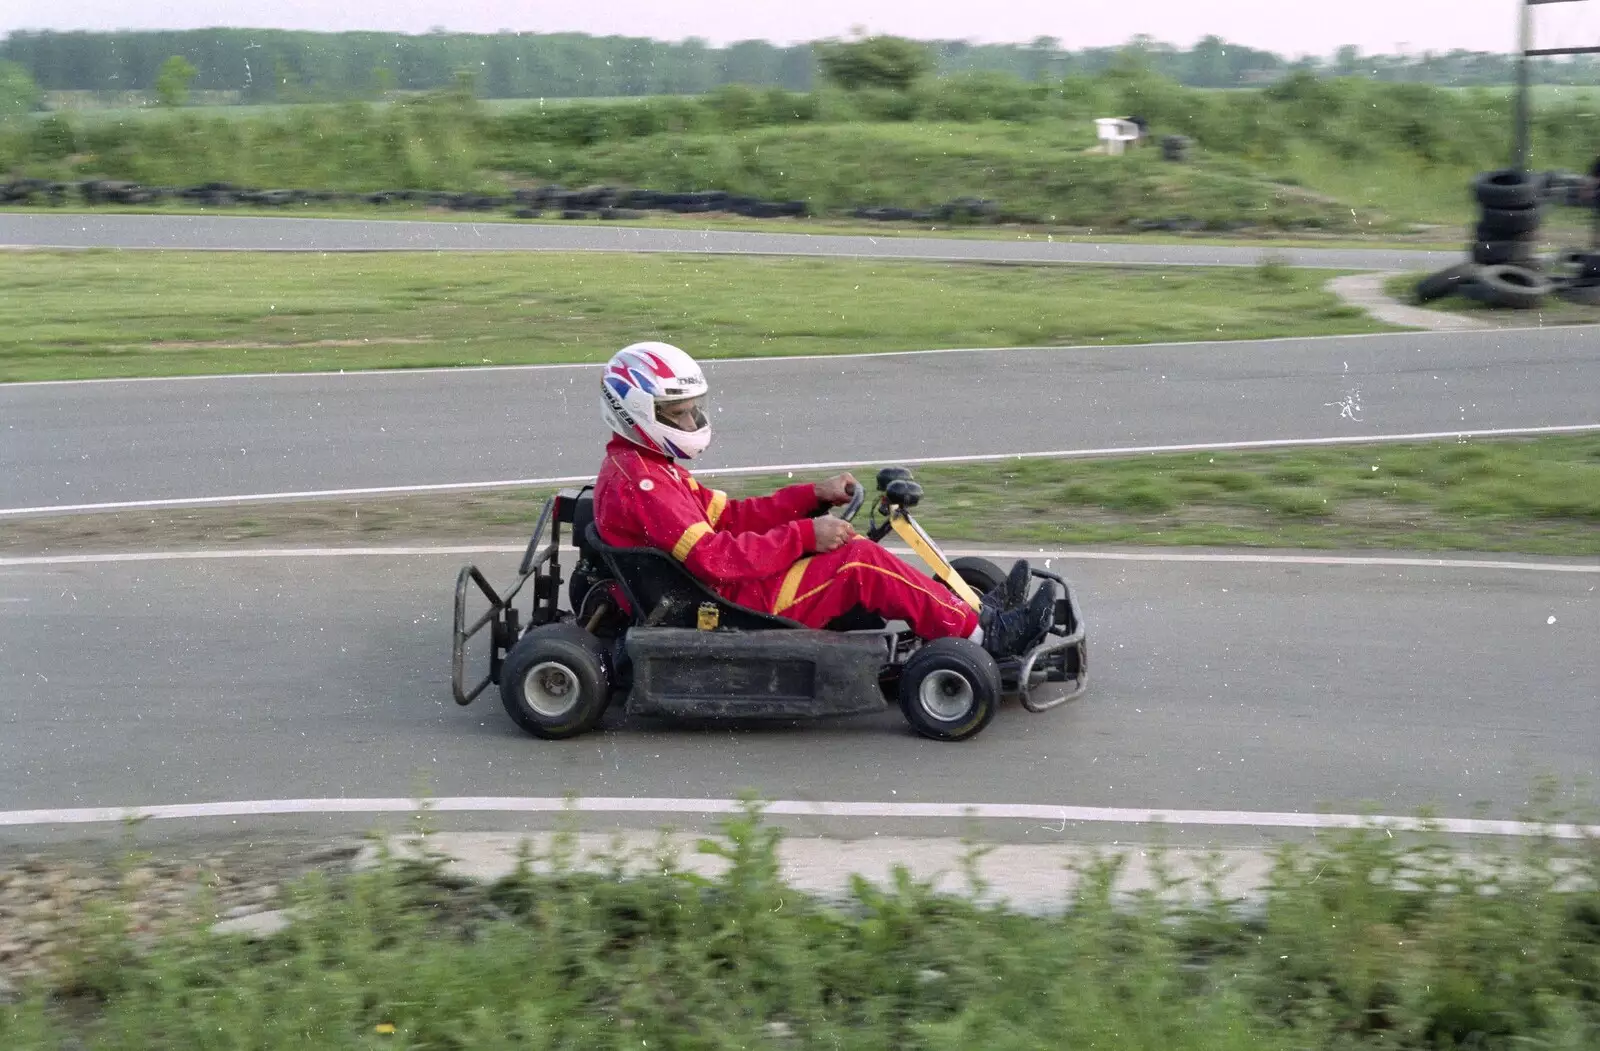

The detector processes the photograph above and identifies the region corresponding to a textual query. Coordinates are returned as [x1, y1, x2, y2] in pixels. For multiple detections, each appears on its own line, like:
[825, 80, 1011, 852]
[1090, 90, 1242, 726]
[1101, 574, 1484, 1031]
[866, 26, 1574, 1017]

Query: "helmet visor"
[655, 394, 708, 433]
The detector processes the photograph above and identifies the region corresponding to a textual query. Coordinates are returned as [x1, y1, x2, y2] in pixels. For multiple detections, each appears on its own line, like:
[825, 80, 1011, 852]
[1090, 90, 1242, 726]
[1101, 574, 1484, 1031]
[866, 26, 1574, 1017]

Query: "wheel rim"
[919, 669, 975, 722]
[522, 661, 581, 719]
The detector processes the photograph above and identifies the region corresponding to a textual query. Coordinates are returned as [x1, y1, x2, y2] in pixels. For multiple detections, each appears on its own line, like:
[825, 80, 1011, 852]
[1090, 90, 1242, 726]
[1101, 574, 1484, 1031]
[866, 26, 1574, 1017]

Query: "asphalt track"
[0, 212, 1460, 270]
[6, 328, 1600, 514]
[1, 214, 1595, 844]
[0, 549, 1594, 841]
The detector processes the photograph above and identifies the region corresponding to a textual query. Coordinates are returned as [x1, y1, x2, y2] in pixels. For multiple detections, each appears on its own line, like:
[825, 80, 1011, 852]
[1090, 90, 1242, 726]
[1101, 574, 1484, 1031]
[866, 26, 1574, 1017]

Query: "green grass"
[1275, 143, 1600, 230]
[885, 436, 1600, 556]
[1272, 143, 1486, 227]
[3, 806, 1597, 1049]
[11, 74, 1599, 234]
[495, 121, 1371, 230]
[0, 250, 1386, 383]
[10, 436, 1598, 558]
[1447, 83, 1600, 106]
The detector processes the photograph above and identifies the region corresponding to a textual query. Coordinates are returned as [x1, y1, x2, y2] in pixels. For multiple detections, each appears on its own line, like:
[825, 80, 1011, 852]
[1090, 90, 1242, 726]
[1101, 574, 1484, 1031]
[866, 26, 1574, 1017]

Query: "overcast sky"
[2, 0, 1596, 56]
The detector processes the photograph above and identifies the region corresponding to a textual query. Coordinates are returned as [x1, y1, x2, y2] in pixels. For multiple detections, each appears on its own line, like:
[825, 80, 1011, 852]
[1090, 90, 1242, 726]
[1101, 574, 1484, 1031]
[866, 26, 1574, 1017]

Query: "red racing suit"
[593, 436, 978, 640]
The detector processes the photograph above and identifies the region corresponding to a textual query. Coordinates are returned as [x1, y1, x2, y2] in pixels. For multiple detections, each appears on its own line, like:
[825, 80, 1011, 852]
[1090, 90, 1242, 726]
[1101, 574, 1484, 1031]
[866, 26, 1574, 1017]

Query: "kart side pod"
[623, 627, 892, 720]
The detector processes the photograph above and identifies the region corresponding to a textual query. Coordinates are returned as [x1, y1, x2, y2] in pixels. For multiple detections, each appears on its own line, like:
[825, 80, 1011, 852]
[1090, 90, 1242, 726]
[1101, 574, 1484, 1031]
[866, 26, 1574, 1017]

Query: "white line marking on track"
[6, 423, 1599, 518]
[4, 324, 1593, 389]
[0, 796, 1594, 839]
[0, 475, 593, 516]
[3, 545, 1593, 573]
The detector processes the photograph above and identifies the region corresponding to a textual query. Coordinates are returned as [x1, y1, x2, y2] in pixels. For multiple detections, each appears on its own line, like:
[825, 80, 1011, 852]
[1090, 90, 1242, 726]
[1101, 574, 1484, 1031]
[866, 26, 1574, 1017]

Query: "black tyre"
[1472, 264, 1554, 309]
[500, 624, 610, 739]
[898, 638, 1002, 742]
[1414, 262, 1478, 303]
[1554, 248, 1588, 272]
[1469, 239, 1534, 266]
[1556, 280, 1600, 307]
[1473, 169, 1539, 210]
[1476, 205, 1542, 238]
[949, 556, 1008, 596]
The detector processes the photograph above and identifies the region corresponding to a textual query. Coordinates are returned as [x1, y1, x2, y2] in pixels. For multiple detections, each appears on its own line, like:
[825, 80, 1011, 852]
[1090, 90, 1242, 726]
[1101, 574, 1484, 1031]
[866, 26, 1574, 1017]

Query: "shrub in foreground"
[1, 807, 1595, 1049]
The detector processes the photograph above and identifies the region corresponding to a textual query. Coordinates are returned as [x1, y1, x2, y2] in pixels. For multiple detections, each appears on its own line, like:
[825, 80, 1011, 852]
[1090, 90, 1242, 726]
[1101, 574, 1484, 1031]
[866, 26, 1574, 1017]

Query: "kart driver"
[592, 341, 1057, 657]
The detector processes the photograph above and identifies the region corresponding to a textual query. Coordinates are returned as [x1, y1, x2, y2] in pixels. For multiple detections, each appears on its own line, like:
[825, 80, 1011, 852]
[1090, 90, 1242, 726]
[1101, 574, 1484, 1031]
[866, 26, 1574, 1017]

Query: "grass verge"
[0, 251, 1385, 382]
[2, 806, 1597, 1049]
[10, 436, 1599, 558]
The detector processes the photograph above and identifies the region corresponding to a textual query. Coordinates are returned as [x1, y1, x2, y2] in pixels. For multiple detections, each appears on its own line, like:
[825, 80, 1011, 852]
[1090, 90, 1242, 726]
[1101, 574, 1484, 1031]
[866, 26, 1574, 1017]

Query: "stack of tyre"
[1415, 169, 1600, 309]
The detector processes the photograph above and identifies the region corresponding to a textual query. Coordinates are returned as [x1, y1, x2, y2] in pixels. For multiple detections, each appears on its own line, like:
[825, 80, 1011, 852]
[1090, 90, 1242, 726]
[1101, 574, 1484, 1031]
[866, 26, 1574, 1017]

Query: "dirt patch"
[0, 836, 369, 990]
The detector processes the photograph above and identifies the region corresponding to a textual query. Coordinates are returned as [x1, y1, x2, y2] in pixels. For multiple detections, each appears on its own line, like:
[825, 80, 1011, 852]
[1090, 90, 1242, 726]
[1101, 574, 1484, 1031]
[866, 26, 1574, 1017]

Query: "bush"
[0, 59, 42, 117]
[155, 55, 198, 108]
[28, 114, 76, 161]
[914, 72, 1040, 122]
[3, 806, 1596, 1049]
[816, 35, 934, 92]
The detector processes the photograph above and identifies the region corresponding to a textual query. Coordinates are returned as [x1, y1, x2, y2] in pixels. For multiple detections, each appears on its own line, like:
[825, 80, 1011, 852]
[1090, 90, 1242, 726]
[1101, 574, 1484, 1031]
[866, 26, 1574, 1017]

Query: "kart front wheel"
[500, 624, 610, 740]
[898, 638, 1002, 742]
[949, 556, 1008, 597]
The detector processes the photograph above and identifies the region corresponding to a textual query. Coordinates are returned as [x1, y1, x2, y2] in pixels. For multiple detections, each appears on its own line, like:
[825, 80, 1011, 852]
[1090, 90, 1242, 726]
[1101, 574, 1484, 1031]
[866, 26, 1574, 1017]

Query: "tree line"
[2, 28, 1598, 106]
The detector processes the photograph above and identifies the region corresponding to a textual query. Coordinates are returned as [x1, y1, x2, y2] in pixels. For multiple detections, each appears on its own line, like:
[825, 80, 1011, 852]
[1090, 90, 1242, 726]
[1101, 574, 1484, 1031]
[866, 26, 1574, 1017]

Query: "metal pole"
[1515, 0, 1600, 169]
[1515, 0, 1532, 171]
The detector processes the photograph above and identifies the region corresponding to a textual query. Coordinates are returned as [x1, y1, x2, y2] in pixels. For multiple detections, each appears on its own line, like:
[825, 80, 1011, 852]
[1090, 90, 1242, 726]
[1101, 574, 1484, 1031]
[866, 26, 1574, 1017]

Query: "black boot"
[982, 559, 1032, 611]
[978, 581, 1057, 658]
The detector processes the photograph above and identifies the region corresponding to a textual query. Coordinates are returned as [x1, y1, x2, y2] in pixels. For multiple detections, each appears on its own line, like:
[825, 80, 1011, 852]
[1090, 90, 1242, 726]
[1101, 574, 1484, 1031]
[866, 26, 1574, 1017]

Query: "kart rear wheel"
[898, 638, 1002, 742]
[500, 624, 610, 740]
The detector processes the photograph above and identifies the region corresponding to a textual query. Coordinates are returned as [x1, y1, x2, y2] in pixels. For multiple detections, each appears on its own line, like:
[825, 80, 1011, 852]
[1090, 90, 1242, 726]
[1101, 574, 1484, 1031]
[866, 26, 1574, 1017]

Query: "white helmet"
[600, 341, 712, 460]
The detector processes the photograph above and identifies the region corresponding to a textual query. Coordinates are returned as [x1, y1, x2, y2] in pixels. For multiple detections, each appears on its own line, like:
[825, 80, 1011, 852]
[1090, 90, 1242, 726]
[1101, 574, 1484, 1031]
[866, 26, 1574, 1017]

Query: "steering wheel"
[835, 480, 866, 523]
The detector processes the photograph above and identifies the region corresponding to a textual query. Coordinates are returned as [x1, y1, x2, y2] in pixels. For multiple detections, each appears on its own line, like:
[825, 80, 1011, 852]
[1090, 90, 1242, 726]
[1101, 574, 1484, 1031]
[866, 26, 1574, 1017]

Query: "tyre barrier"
[1556, 279, 1600, 306]
[1414, 249, 1600, 312]
[1413, 262, 1478, 304]
[1537, 170, 1592, 208]
[0, 179, 813, 223]
[1472, 168, 1539, 211]
[0, 177, 1049, 228]
[1460, 264, 1556, 310]
[1475, 205, 1542, 239]
[1468, 168, 1543, 269]
[1, 178, 1284, 232]
[1417, 168, 1600, 310]
[1467, 239, 1536, 267]
[3, 175, 1578, 239]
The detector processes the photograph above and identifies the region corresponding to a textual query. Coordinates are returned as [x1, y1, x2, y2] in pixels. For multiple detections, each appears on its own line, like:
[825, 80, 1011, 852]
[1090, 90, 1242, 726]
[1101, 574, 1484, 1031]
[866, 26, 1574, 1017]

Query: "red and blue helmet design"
[600, 342, 712, 460]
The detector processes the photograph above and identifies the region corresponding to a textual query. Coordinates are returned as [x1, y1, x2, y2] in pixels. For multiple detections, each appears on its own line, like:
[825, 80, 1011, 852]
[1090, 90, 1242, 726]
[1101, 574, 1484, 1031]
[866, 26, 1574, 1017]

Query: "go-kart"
[450, 467, 1087, 742]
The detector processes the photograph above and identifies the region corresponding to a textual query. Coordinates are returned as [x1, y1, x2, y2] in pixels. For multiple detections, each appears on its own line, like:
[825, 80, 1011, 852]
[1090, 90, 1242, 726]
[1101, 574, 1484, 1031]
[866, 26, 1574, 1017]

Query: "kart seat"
[582, 523, 804, 632]
[569, 490, 598, 553]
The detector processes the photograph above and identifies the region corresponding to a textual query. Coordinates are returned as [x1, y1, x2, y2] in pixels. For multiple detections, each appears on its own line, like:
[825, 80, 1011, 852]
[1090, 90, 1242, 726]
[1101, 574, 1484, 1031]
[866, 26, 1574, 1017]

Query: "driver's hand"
[815, 473, 858, 506]
[812, 516, 856, 553]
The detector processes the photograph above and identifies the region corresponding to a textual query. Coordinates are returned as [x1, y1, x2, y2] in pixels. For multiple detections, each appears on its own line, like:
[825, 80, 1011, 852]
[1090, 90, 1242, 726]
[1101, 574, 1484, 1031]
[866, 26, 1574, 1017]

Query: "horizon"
[0, 24, 1555, 61]
[3, 1, 1597, 59]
